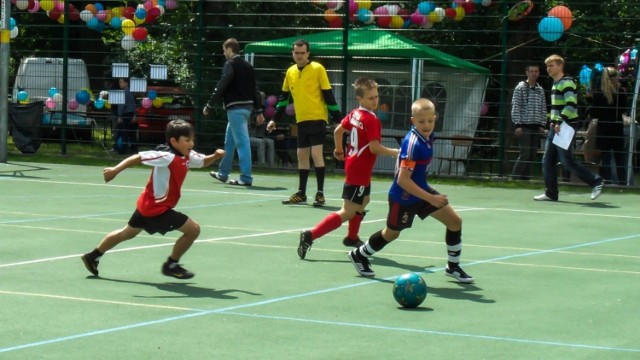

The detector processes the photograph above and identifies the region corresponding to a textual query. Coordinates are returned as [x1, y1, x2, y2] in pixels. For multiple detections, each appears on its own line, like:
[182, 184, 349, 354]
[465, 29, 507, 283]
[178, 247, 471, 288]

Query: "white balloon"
[481, 0, 492, 6]
[10, 26, 19, 39]
[80, 10, 94, 22]
[121, 35, 136, 50]
[385, 4, 400, 16]
[433, 7, 445, 22]
[53, 93, 63, 103]
[16, 0, 29, 10]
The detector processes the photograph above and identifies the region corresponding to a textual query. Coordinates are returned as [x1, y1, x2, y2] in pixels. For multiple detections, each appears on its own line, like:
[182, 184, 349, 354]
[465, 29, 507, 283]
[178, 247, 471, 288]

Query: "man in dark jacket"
[204, 38, 263, 186]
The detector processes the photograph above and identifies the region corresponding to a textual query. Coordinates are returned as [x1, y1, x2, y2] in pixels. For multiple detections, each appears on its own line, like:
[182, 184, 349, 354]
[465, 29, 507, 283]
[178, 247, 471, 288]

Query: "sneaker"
[209, 171, 227, 183]
[445, 264, 474, 283]
[282, 191, 307, 205]
[591, 179, 604, 200]
[342, 237, 365, 248]
[533, 193, 557, 201]
[162, 262, 195, 279]
[298, 231, 313, 259]
[229, 179, 252, 186]
[312, 192, 326, 207]
[81, 254, 99, 276]
[348, 249, 375, 277]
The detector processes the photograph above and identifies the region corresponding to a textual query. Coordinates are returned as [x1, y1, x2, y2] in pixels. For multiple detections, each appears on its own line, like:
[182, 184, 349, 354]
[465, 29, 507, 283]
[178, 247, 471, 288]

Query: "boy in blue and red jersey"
[297, 77, 399, 259]
[347, 98, 475, 283]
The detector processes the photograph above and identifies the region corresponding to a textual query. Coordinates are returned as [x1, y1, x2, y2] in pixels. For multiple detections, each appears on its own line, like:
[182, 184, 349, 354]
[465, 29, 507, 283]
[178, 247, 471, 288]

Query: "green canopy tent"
[245, 27, 490, 174]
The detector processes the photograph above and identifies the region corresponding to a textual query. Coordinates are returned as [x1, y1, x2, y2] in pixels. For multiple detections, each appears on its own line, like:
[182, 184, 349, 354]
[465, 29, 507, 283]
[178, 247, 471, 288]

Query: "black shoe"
[162, 262, 195, 279]
[229, 179, 252, 186]
[298, 231, 313, 259]
[342, 237, 365, 248]
[348, 249, 374, 277]
[81, 253, 99, 276]
[312, 192, 326, 207]
[445, 264, 475, 283]
[282, 191, 307, 205]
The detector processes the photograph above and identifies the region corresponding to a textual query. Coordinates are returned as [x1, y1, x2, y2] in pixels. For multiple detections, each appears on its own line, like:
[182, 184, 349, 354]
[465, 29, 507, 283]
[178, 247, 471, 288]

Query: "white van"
[12, 57, 93, 127]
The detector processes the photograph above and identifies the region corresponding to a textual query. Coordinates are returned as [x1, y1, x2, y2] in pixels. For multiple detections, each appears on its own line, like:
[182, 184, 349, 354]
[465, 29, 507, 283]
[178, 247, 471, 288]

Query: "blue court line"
[222, 311, 640, 353]
[2, 232, 639, 354]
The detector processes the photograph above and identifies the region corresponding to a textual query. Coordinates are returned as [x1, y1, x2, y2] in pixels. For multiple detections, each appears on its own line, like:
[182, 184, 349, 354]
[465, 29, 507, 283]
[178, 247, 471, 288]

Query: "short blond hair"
[544, 54, 564, 66]
[411, 98, 435, 116]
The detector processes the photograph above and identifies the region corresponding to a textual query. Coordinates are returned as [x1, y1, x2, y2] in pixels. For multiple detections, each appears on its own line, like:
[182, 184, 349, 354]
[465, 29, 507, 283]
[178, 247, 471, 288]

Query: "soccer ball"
[392, 273, 427, 308]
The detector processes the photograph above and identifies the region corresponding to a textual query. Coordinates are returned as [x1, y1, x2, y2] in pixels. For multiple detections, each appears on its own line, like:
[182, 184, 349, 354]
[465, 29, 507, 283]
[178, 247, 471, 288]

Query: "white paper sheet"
[551, 121, 575, 150]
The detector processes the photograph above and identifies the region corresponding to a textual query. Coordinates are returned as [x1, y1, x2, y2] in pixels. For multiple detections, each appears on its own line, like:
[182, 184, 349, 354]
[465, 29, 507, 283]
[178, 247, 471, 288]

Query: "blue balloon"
[94, 98, 105, 109]
[147, 89, 157, 100]
[17, 90, 28, 102]
[49, 87, 59, 97]
[135, 8, 147, 19]
[357, 8, 371, 23]
[538, 16, 564, 42]
[75, 90, 90, 105]
[417, 1, 435, 15]
[110, 17, 122, 29]
[579, 65, 592, 91]
[10, 18, 16, 30]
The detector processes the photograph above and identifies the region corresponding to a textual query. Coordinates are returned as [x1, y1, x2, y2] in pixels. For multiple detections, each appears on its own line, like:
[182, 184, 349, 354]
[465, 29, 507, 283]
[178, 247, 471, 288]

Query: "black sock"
[167, 257, 178, 264]
[445, 229, 462, 269]
[88, 248, 103, 260]
[315, 166, 325, 193]
[359, 230, 389, 257]
[299, 169, 310, 195]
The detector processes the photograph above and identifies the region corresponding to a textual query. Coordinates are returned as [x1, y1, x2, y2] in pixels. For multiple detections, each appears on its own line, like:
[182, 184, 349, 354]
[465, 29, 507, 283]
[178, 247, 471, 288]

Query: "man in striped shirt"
[510, 64, 547, 180]
[534, 54, 604, 201]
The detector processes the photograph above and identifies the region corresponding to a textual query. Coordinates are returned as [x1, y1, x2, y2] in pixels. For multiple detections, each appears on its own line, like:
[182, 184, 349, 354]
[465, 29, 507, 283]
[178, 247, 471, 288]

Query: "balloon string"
[567, 33, 625, 50]
[477, 37, 537, 64]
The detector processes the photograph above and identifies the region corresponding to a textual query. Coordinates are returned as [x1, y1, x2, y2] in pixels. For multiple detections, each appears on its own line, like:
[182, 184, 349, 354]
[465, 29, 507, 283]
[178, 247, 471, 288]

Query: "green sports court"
[1, 161, 638, 359]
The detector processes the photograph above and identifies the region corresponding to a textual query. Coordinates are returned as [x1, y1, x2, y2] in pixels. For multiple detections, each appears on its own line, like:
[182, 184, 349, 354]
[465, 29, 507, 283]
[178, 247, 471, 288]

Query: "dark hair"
[223, 38, 241, 54]
[292, 39, 310, 52]
[166, 119, 194, 143]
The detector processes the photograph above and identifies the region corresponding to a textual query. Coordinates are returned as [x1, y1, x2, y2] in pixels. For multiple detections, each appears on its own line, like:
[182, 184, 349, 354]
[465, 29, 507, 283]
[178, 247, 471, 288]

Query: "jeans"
[512, 127, 542, 180]
[542, 128, 601, 199]
[218, 108, 253, 184]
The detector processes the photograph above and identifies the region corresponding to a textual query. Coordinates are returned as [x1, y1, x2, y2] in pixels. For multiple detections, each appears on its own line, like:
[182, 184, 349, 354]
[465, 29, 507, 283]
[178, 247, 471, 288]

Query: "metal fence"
[3, 0, 639, 185]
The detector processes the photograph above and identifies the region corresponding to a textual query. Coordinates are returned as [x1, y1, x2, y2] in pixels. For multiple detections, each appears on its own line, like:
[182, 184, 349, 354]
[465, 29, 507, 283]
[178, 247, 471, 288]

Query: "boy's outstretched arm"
[203, 149, 225, 168]
[368, 139, 400, 157]
[396, 166, 449, 208]
[103, 154, 142, 183]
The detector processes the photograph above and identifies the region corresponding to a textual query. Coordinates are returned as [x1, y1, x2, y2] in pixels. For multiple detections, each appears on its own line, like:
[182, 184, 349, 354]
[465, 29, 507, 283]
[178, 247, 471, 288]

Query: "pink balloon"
[411, 12, 425, 25]
[45, 97, 56, 110]
[141, 97, 152, 108]
[481, 102, 489, 116]
[266, 95, 277, 106]
[67, 99, 79, 110]
[285, 103, 295, 117]
[263, 105, 276, 119]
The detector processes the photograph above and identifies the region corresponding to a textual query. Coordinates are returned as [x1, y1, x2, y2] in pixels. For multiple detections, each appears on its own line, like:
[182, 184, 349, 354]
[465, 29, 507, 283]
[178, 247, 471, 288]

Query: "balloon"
[68, 99, 79, 110]
[96, 10, 108, 22]
[445, 8, 456, 19]
[285, 103, 295, 117]
[80, 9, 93, 22]
[164, 0, 177, 10]
[411, 12, 425, 26]
[121, 19, 135, 34]
[141, 97, 152, 108]
[147, 89, 157, 100]
[45, 97, 57, 110]
[326, 0, 342, 10]
[16, 0, 28, 10]
[110, 17, 122, 29]
[53, 93, 63, 103]
[357, 8, 373, 23]
[75, 90, 90, 105]
[389, 15, 404, 28]
[480, 102, 489, 116]
[356, 0, 371, 10]
[377, 15, 391, 28]
[10, 26, 19, 39]
[548, 5, 572, 30]
[263, 105, 276, 119]
[132, 27, 148, 41]
[94, 98, 105, 109]
[135, 8, 147, 19]
[152, 97, 163, 108]
[266, 95, 277, 106]
[324, 9, 338, 23]
[48, 87, 59, 97]
[40, 0, 53, 11]
[17, 90, 29, 102]
[538, 16, 564, 42]
[454, 7, 465, 21]
[121, 35, 136, 50]
[417, 1, 435, 15]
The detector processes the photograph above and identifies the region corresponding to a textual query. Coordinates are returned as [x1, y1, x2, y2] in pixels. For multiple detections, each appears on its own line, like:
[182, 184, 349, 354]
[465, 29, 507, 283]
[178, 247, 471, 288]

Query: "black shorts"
[386, 188, 441, 231]
[296, 120, 327, 148]
[128, 209, 189, 235]
[342, 183, 371, 205]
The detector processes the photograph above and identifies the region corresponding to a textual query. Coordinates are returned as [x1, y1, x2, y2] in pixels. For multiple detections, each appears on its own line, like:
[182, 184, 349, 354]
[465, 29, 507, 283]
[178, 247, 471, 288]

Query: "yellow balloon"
[390, 15, 404, 29]
[455, 7, 465, 21]
[111, 7, 123, 18]
[427, 12, 439, 23]
[57, 14, 65, 24]
[40, 0, 54, 11]
[122, 19, 135, 35]
[152, 98, 163, 108]
[356, 0, 371, 10]
[134, 16, 145, 25]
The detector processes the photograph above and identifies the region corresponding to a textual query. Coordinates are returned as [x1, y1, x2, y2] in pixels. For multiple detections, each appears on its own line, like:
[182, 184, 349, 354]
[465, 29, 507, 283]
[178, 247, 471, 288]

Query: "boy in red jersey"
[297, 78, 399, 259]
[81, 119, 224, 279]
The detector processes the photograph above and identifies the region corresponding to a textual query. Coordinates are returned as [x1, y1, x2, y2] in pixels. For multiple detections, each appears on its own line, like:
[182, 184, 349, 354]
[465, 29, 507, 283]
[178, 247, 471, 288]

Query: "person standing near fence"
[534, 54, 604, 201]
[266, 39, 342, 207]
[591, 66, 627, 185]
[112, 78, 137, 154]
[205, 38, 264, 187]
[510, 64, 547, 180]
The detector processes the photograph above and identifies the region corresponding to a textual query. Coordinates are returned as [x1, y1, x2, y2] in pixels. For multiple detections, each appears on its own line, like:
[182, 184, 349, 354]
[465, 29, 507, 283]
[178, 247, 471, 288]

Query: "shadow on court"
[91, 277, 262, 299]
[0, 162, 50, 178]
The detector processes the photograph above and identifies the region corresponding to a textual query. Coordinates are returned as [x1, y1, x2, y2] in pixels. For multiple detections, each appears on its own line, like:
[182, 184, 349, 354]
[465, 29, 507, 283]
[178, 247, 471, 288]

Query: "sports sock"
[298, 169, 310, 195]
[445, 229, 462, 268]
[347, 212, 365, 240]
[88, 248, 103, 261]
[314, 166, 325, 192]
[359, 230, 388, 257]
[311, 212, 343, 241]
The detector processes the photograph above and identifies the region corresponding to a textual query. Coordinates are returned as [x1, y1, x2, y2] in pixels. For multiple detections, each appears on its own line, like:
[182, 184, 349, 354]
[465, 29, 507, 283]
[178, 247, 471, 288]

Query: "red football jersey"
[340, 107, 382, 186]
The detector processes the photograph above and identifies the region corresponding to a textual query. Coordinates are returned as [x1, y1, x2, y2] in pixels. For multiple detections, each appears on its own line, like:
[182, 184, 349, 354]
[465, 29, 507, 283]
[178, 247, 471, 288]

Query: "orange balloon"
[324, 9, 338, 22]
[548, 5, 572, 30]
